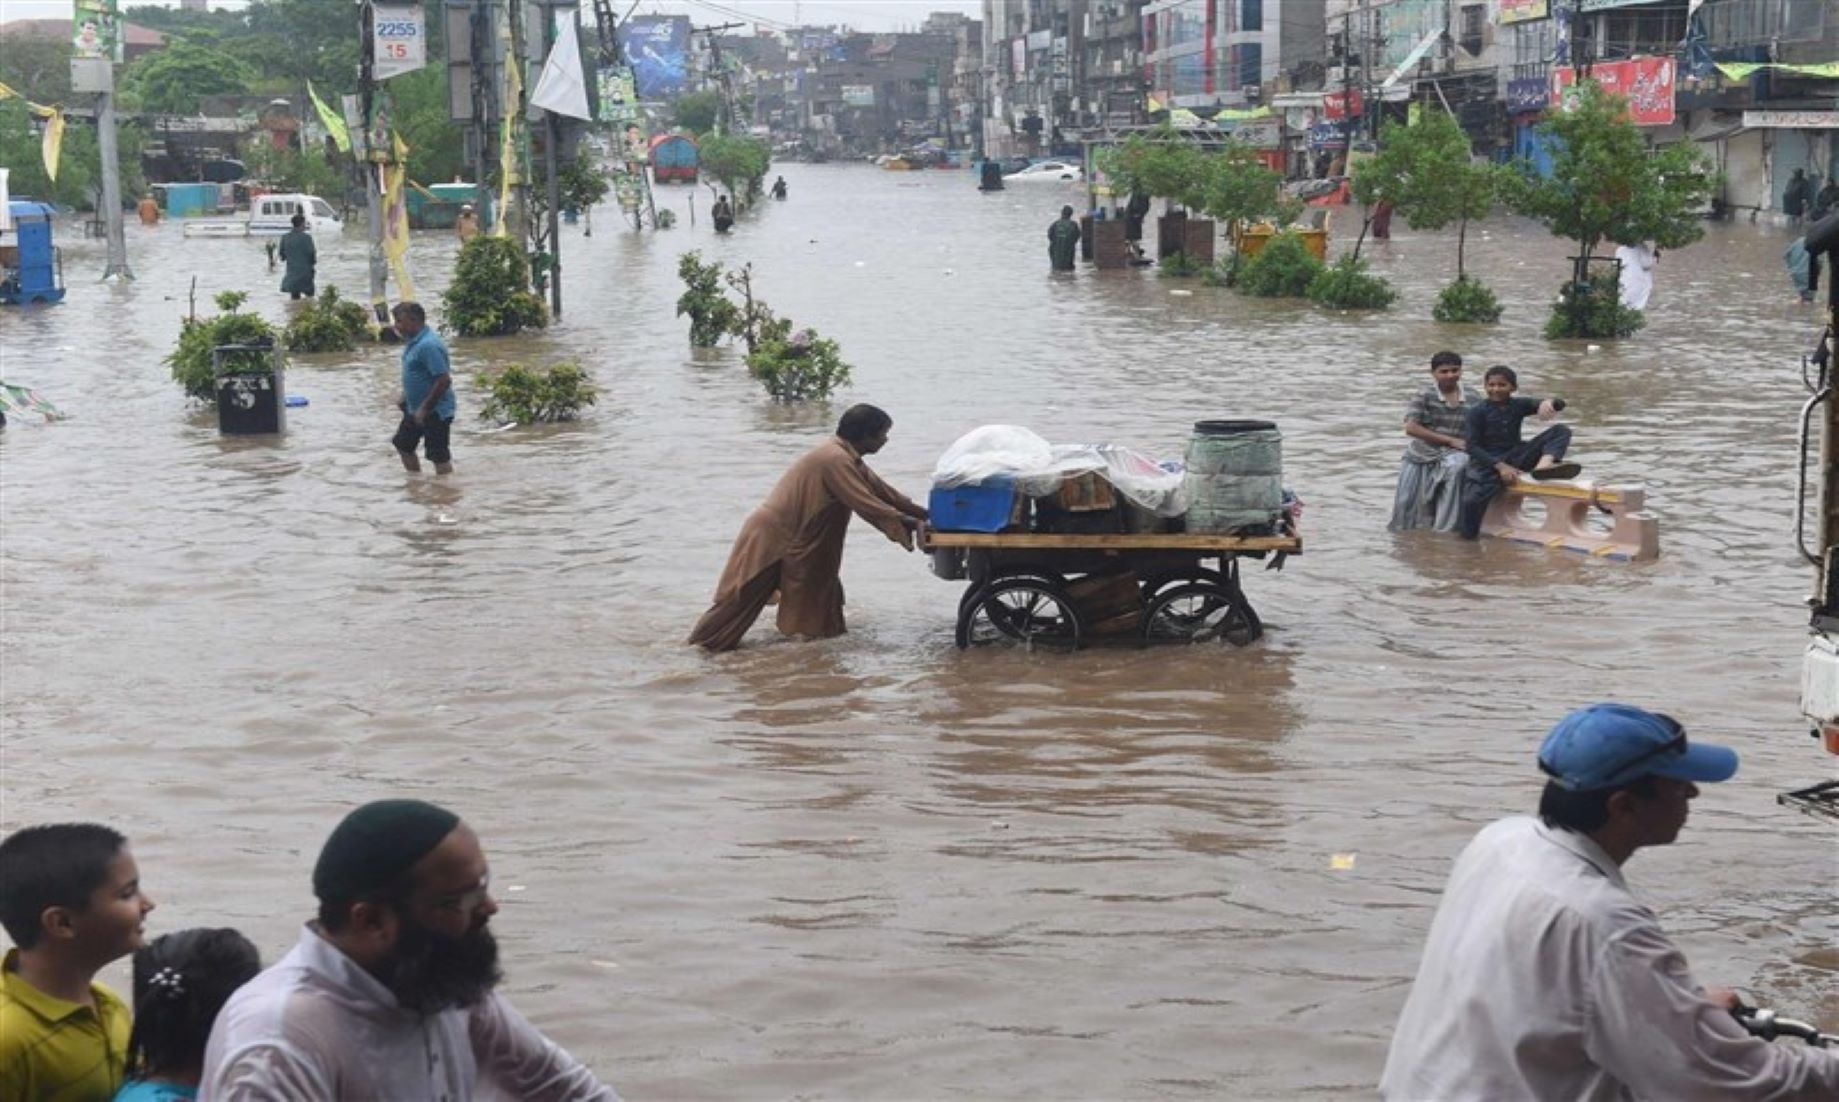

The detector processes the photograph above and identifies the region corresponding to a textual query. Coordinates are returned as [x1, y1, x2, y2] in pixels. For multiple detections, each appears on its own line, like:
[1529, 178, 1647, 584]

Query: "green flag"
[308, 81, 351, 153]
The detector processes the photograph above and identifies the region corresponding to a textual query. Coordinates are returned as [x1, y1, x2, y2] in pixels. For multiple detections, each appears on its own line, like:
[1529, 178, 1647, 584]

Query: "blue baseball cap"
[1538, 704, 1739, 791]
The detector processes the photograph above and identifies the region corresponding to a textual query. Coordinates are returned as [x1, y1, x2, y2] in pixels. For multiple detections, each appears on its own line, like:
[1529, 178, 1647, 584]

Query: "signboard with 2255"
[373, 5, 426, 81]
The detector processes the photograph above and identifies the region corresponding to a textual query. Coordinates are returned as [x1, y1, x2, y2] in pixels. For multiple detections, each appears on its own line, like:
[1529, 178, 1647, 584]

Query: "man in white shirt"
[1380, 703, 1839, 1101]
[200, 799, 619, 1101]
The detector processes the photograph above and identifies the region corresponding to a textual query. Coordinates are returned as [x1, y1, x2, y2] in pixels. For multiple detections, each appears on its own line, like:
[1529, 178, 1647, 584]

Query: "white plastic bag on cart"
[931, 426, 1188, 517]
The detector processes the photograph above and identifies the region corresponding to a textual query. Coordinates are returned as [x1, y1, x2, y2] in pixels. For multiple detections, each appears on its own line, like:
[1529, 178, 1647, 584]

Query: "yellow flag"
[382, 135, 416, 300]
[494, 49, 522, 237]
[41, 110, 65, 182]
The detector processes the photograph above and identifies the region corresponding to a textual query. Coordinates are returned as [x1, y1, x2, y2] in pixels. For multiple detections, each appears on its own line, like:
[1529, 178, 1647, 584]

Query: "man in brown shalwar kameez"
[689, 405, 930, 651]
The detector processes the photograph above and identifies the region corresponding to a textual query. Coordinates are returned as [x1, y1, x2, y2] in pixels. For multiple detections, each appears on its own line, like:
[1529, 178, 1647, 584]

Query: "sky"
[1, 0, 987, 33]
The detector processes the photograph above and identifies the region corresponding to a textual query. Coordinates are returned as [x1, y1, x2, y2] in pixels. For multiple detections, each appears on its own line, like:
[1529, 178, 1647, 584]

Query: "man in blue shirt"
[1458, 365, 1580, 539]
[390, 302, 456, 474]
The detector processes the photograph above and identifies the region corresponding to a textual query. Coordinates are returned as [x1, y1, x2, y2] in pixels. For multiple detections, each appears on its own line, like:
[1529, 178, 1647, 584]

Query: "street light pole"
[358, 0, 391, 323]
[97, 83, 131, 281]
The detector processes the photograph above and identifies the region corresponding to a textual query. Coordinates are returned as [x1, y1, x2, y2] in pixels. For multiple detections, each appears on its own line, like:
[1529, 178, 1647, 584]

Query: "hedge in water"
[441, 236, 548, 338]
[1307, 254, 1397, 310]
[677, 251, 739, 347]
[282, 285, 372, 352]
[1237, 231, 1324, 298]
[167, 290, 279, 400]
[477, 362, 598, 423]
[1434, 276, 1504, 324]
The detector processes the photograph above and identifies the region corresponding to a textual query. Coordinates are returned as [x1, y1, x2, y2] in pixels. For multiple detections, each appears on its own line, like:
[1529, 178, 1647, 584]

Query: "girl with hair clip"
[115, 929, 261, 1101]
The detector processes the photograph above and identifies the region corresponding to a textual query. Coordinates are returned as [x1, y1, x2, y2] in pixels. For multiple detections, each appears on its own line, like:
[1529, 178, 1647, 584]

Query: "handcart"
[919, 529, 1303, 650]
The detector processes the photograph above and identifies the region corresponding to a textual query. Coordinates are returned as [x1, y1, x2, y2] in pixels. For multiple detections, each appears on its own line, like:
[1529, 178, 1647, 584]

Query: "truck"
[1789, 211, 1839, 821]
[182, 192, 343, 238]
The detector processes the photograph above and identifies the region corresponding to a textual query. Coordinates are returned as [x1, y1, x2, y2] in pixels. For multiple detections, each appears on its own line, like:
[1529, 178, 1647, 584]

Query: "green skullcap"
[312, 799, 460, 902]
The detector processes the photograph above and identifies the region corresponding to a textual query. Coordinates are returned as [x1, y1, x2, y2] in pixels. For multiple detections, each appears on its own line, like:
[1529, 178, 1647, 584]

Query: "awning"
[1381, 28, 1445, 89]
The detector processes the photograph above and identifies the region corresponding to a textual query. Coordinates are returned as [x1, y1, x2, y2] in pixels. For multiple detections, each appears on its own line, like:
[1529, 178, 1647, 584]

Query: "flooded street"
[3, 165, 1836, 1097]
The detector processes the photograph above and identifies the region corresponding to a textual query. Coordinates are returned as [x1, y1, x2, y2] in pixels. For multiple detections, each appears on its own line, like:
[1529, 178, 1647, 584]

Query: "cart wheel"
[1141, 567, 1228, 603]
[1141, 581, 1261, 646]
[959, 576, 1084, 651]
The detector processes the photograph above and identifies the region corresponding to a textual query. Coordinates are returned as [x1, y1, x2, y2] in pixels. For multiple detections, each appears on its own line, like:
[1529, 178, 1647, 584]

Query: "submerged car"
[1005, 160, 1083, 182]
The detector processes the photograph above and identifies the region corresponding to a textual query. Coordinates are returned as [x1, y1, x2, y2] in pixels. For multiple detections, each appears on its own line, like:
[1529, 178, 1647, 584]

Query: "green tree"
[699, 133, 770, 207]
[1194, 140, 1288, 282]
[0, 101, 146, 210]
[242, 137, 343, 198]
[0, 36, 74, 104]
[1355, 111, 1504, 320]
[673, 91, 723, 136]
[1098, 127, 1209, 209]
[1502, 81, 1714, 337]
[121, 40, 256, 114]
[391, 66, 468, 185]
[240, 0, 364, 93]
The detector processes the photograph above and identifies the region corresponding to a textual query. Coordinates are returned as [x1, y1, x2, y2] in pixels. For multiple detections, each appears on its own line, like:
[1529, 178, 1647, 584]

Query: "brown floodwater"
[3, 165, 1835, 1098]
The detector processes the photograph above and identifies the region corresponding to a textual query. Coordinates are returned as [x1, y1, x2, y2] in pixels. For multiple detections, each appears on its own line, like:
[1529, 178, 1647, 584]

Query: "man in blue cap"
[1381, 704, 1838, 1100]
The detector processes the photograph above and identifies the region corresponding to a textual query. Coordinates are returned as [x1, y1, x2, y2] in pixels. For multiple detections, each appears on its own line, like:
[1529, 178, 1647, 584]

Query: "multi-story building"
[1141, 1, 1325, 110]
[1081, 0, 1150, 131]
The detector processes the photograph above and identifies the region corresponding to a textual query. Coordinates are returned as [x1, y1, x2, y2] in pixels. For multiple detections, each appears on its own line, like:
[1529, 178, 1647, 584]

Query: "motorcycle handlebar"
[1733, 1006, 1834, 1048]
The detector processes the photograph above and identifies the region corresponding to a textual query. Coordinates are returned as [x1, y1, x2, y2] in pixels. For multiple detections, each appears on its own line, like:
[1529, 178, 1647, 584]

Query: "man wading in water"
[688, 404, 928, 652]
[1048, 205, 1080, 271]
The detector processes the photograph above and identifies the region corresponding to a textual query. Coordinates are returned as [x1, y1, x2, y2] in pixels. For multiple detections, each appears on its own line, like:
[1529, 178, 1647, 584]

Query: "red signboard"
[1324, 87, 1364, 121]
[1550, 57, 1676, 126]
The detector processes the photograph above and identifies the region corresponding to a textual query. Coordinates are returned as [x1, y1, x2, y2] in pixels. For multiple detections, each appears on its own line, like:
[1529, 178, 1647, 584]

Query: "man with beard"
[198, 800, 618, 1100]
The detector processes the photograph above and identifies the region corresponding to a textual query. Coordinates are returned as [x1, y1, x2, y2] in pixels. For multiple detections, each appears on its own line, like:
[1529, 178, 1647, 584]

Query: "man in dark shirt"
[1458, 365, 1580, 540]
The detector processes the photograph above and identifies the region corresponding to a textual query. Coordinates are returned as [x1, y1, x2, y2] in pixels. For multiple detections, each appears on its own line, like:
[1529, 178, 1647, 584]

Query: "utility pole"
[358, 0, 391, 323]
[541, 2, 562, 318]
[97, 80, 131, 281]
[694, 21, 744, 134]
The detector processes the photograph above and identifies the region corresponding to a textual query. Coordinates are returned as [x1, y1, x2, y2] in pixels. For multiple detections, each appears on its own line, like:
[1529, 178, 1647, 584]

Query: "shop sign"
[1323, 87, 1363, 121]
[1551, 57, 1675, 126]
[1741, 111, 1839, 129]
[1506, 77, 1548, 113]
[1497, 0, 1549, 24]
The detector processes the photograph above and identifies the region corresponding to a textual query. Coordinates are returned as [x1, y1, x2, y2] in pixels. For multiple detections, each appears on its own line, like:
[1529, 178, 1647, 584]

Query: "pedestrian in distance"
[390, 301, 456, 475]
[199, 799, 620, 1100]
[688, 404, 929, 651]
[712, 194, 735, 233]
[1457, 365, 1580, 540]
[1389, 351, 1480, 533]
[1048, 205, 1081, 271]
[770, 176, 788, 200]
[277, 213, 316, 300]
[1782, 167, 1813, 226]
[0, 822, 157, 1102]
[1615, 239, 1659, 311]
[1380, 703, 1839, 1099]
[454, 204, 480, 246]
[1786, 236, 1819, 305]
[117, 928, 262, 1102]
[1813, 176, 1839, 224]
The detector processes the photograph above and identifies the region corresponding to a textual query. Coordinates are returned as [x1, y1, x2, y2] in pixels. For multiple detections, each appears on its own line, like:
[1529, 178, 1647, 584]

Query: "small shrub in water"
[1307, 254, 1397, 310]
[1201, 257, 1240, 287]
[1237, 231, 1325, 298]
[283, 285, 373, 352]
[477, 361, 598, 423]
[677, 250, 739, 347]
[1433, 276, 1504, 324]
[1157, 251, 1204, 278]
[1544, 277, 1644, 340]
[442, 236, 548, 337]
[748, 326, 851, 402]
[167, 290, 279, 401]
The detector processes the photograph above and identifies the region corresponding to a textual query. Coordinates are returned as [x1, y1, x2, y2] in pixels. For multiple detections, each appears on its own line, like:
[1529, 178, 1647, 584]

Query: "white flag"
[530, 16, 591, 120]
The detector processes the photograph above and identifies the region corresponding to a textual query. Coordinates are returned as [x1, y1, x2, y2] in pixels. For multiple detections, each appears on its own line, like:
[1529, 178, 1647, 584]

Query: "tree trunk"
[1456, 213, 1468, 281]
[1351, 213, 1372, 263]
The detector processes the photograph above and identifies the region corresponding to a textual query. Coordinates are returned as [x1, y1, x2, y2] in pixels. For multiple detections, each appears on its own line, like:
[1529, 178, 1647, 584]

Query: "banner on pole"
[618, 15, 690, 100]
[1551, 57, 1676, 126]
[373, 5, 427, 81]
[72, 0, 122, 62]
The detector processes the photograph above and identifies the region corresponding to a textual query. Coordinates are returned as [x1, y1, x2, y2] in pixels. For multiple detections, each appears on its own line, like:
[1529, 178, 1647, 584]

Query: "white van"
[247, 193, 343, 235]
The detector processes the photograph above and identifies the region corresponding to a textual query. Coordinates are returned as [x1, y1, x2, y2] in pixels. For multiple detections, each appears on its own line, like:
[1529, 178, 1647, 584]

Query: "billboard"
[1497, 0, 1548, 24]
[72, 0, 122, 62]
[1551, 57, 1675, 126]
[373, 5, 427, 81]
[619, 15, 691, 100]
[841, 84, 875, 108]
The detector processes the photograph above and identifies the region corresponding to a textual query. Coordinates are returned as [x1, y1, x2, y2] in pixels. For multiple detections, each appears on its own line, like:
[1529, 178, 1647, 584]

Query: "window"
[1459, 4, 1485, 56]
[312, 199, 335, 218]
[1597, 7, 1688, 61]
[1240, 0, 1262, 33]
[1229, 42, 1262, 90]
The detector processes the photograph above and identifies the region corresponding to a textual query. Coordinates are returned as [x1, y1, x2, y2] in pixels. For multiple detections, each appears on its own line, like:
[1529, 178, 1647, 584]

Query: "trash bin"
[213, 341, 286, 435]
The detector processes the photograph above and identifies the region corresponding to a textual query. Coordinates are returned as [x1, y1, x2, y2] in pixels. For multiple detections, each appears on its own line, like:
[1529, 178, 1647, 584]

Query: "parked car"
[1005, 160, 1083, 183]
